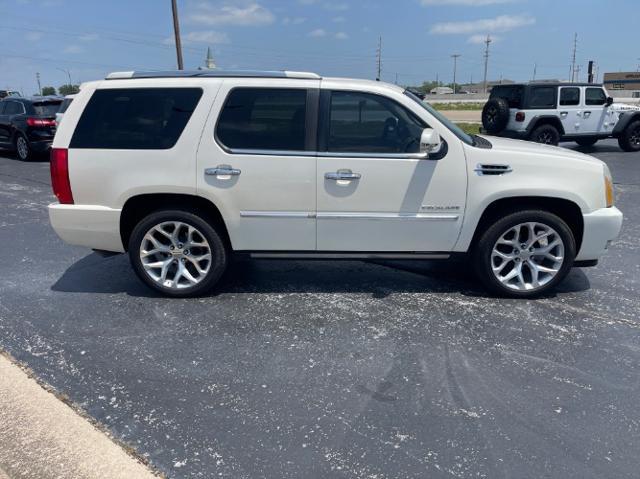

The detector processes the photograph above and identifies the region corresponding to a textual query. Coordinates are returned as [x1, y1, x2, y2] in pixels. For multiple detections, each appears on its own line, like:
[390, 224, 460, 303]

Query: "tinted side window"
[529, 87, 557, 109]
[328, 91, 425, 154]
[216, 88, 307, 151]
[0, 102, 5, 114]
[491, 86, 523, 108]
[70, 88, 202, 150]
[560, 87, 580, 106]
[585, 88, 607, 106]
[4, 101, 23, 115]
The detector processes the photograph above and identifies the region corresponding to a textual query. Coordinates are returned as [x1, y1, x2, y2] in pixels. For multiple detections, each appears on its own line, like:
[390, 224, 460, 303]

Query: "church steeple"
[205, 47, 216, 69]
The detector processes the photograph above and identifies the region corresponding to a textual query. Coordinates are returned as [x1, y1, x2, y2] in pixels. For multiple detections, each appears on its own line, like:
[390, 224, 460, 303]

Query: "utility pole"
[574, 65, 581, 82]
[532, 63, 537, 81]
[482, 35, 492, 94]
[36, 72, 41, 96]
[375, 36, 382, 81]
[570, 33, 578, 82]
[171, 0, 184, 70]
[451, 54, 460, 94]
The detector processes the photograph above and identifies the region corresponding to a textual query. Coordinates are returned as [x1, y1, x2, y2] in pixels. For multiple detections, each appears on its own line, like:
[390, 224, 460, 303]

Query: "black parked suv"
[481, 82, 640, 151]
[0, 96, 62, 160]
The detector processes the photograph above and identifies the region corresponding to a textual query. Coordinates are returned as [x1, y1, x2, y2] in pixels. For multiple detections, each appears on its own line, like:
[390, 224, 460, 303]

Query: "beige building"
[603, 72, 640, 92]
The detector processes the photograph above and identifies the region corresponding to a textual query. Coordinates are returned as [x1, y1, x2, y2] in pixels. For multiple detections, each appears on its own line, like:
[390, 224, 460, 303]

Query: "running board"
[247, 252, 450, 260]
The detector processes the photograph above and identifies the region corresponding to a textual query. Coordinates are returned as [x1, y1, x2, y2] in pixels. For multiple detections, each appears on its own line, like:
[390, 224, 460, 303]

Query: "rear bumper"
[48, 203, 125, 253]
[576, 206, 623, 261]
[29, 140, 53, 153]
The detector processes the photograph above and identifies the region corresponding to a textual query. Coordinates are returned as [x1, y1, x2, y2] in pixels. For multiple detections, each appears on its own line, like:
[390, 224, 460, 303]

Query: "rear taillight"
[515, 112, 526, 122]
[50, 148, 74, 204]
[27, 117, 56, 127]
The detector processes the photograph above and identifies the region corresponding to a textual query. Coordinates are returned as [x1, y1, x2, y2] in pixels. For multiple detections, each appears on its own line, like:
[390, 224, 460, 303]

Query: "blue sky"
[1, 0, 638, 94]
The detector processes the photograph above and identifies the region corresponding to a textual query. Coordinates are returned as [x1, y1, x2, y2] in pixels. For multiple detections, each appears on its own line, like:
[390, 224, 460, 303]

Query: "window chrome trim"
[223, 148, 316, 157]
[318, 151, 429, 160]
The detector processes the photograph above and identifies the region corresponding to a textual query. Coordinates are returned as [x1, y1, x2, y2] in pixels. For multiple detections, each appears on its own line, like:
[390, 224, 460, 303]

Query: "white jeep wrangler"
[49, 70, 623, 298]
[482, 82, 640, 151]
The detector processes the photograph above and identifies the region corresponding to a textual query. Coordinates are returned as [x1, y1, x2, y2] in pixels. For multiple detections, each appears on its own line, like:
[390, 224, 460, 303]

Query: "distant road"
[440, 110, 482, 123]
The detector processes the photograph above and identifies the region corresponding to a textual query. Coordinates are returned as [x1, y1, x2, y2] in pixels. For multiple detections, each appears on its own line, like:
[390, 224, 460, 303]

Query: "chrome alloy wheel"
[491, 222, 565, 292]
[139, 221, 212, 290]
[16, 136, 29, 159]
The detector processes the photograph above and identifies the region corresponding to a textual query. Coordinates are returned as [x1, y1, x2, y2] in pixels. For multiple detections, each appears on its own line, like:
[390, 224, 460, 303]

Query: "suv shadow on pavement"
[51, 252, 591, 299]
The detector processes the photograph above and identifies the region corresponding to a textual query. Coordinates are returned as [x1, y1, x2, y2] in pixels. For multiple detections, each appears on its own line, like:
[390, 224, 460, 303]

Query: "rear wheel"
[530, 124, 560, 146]
[473, 210, 576, 298]
[128, 209, 228, 297]
[618, 120, 640, 152]
[575, 137, 598, 147]
[15, 134, 32, 161]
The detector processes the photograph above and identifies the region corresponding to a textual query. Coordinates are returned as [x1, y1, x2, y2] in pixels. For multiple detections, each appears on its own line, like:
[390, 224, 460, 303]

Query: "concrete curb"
[0, 351, 161, 479]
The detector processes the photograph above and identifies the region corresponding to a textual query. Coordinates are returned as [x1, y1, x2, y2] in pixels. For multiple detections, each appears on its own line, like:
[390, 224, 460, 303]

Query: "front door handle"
[325, 170, 362, 181]
[205, 165, 241, 177]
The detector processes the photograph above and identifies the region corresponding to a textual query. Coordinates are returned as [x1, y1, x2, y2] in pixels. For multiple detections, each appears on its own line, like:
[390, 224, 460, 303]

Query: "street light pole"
[171, 0, 184, 70]
[57, 68, 72, 85]
[451, 54, 460, 94]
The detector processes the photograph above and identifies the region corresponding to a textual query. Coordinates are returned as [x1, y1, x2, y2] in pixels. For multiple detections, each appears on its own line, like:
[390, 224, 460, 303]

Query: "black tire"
[473, 210, 576, 298]
[482, 97, 510, 134]
[15, 134, 32, 161]
[617, 120, 640, 152]
[128, 209, 228, 297]
[575, 137, 598, 147]
[529, 124, 560, 146]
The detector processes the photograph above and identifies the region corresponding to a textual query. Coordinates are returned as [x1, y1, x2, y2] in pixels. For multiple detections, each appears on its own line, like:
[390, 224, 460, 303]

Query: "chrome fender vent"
[474, 164, 513, 176]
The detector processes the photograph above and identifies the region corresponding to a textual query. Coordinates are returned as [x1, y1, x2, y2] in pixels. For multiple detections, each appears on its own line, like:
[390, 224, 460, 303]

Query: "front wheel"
[529, 124, 560, 146]
[128, 210, 228, 297]
[618, 120, 640, 152]
[473, 211, 576, 298]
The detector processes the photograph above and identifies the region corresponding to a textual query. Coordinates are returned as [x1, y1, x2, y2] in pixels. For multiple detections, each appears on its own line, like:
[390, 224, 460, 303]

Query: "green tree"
[41, 86, 57, 96]
[58, 84, 80, 96]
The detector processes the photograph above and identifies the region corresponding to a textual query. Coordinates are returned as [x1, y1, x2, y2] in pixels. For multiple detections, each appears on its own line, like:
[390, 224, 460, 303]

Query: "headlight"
[604, 172, 615, 208]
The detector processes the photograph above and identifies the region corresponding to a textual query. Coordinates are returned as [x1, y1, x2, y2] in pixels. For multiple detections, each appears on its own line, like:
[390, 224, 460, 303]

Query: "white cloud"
[282, 16, 307, 25]
[78, 33, 99, 42]
[324, 2, 348, 11]
[188, 2, 275, 26]
[335, 32, 348, 40]
[25, 31, 43, 42]
[63, 45, 83, 54]
[430, 14, 535, 35]
[332, 16, 345, 23]
[308, 28, 327, 37]
[163, 30, 230, 45]
[468, 34, 500, 44]
[421, 0, 514, 5]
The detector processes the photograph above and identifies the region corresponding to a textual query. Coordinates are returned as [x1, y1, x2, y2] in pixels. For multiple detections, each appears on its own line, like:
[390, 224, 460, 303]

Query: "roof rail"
[105, 70, 321, 80]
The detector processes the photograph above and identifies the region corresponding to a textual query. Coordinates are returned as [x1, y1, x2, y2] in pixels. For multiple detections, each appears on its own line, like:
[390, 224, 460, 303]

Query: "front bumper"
[49, 203, 125, 253]
[576, 206, 623, 261]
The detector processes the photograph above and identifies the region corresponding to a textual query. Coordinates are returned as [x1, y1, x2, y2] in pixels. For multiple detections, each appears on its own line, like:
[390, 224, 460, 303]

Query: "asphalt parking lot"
[0, 140, 639, 478]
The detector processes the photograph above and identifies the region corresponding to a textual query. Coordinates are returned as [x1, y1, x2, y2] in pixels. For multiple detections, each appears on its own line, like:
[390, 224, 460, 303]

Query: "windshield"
[33, 101, 62, 116]
[404, 90, 474, 145]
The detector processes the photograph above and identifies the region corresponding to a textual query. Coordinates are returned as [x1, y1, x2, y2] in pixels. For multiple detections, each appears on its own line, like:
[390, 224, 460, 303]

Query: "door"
[558, 86, 582, 135]
[316, 89, 467, 252]
[581, 87, 609, 134]
[197, 80, 320, 251]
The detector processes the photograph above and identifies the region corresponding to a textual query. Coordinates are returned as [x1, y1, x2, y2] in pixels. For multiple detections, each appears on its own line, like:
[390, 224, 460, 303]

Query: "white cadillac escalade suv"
[48, 70, 623, 298]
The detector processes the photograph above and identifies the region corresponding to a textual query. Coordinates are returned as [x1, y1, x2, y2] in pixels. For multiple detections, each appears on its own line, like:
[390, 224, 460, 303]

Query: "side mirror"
[420, 128, 443, 158]
[606, 97, 614, 107]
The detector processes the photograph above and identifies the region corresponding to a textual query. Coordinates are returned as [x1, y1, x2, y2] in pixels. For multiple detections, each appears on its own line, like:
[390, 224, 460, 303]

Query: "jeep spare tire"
[482, 98, 510, 134]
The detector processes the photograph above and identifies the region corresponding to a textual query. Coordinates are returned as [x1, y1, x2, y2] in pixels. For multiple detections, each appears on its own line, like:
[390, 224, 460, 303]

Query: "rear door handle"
[205, 165, 241, 177]
[325, 170, 361, 181]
